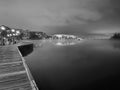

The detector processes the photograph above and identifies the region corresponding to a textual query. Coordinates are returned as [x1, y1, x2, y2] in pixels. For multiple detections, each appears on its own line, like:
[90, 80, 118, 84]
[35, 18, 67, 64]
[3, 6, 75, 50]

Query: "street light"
[7, 34, 10, 37]
[0, 26, 6, 30]
[13, 33, 16, 36]
[11, 29, 15, 32]
[10, 34, 12, 37]
[16, 30, 20, 34]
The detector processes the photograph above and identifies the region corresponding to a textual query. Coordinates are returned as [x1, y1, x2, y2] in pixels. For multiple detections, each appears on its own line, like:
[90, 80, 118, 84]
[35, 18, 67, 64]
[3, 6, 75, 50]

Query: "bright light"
[0, 26, 6, 30]
[10, 34, 12, 36]
[7, 34, 10, 37]
[56, 42, 63, 46]
[11, 29, 15, 32]
[13, 34, 15, 36]
[16, 31, 20, 34]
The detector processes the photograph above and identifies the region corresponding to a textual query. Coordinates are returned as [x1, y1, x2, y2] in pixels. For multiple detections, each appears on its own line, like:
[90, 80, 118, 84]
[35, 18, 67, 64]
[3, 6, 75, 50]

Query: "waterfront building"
[52, 34, 81, 40]
[0, 25, 22, 45]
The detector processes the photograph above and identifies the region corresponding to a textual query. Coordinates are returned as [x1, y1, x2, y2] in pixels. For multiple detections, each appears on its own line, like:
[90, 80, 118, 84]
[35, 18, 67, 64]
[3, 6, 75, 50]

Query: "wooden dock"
[0, 45, 38, 90]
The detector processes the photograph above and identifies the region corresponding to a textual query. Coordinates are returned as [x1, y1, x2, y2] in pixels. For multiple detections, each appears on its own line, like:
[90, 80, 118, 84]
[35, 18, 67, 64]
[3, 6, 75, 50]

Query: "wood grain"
[0, 45, 38, 90]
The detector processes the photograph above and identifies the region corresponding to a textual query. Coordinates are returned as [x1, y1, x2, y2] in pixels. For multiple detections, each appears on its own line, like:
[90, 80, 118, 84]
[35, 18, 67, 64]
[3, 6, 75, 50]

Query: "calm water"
[25, 39, 120, 90]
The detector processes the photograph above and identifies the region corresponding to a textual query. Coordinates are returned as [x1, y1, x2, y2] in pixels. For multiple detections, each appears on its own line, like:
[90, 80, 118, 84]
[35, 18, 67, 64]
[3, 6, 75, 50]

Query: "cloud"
[0, 0, 111, 26]
[24, 0, 107, 26]
[0, 0, 120, 34]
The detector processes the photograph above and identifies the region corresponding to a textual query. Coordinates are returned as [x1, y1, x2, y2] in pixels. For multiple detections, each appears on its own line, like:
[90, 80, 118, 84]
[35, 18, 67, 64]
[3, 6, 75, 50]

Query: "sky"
[0, 0, 120, 35]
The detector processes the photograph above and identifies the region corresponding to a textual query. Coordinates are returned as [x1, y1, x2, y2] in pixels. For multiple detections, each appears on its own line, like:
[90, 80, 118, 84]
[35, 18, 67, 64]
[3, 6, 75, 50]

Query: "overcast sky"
[0, 0, 120, 35]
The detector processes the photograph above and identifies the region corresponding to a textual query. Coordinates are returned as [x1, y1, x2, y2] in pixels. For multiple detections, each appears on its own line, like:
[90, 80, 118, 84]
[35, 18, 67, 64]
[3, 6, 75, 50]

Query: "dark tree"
[111, 33, 120, 39]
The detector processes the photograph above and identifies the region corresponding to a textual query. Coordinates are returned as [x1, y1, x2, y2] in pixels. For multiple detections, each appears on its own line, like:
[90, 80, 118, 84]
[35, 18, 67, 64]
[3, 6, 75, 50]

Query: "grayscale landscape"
[0, 0, 120, 90]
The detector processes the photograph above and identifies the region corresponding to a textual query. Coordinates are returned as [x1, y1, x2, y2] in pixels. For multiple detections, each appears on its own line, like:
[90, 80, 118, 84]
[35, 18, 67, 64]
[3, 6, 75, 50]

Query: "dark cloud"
[0, 0, 120, 34]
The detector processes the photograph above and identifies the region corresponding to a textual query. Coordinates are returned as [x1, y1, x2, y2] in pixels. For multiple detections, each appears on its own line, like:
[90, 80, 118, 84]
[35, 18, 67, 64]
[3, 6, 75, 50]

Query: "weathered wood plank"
[0, 58, 22, 63]
[0, 73, 31, 89]
[0, 62, 24, 74]
[1, 82, 32, 90]
[0, 45, 38, 90]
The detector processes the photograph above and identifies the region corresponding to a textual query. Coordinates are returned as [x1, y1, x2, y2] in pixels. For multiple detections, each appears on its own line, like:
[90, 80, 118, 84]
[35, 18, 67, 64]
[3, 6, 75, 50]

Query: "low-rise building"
[52, 34, 81, 40]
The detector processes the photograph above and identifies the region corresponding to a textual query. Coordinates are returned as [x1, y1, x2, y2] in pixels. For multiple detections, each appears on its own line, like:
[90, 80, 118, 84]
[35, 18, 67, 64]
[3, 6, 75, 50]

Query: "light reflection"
[52, 40, 81, 46]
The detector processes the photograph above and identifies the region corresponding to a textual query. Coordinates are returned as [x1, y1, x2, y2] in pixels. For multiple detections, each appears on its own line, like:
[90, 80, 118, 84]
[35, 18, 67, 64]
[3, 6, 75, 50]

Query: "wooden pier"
[0, 44, 38, 90]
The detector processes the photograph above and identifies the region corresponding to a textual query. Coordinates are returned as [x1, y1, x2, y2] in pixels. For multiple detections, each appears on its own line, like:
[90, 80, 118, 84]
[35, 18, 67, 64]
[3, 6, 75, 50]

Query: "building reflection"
[111, 40, 120, 50]
[52, 40, 80, 46]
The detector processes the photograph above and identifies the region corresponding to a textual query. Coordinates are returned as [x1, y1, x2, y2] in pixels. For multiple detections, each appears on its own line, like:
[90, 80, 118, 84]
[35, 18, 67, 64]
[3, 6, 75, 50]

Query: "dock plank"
[0, 45, 38, 90]
[0, 62, 24, 75]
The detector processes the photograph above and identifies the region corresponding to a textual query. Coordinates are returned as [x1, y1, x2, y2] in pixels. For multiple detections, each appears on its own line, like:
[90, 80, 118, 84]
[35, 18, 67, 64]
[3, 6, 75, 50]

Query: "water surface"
[25, 39, 120, 90]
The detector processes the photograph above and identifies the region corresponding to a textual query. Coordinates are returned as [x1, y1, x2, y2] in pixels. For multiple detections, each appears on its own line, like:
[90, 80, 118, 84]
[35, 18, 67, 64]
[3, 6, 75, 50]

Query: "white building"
[52, 34, 82, 40]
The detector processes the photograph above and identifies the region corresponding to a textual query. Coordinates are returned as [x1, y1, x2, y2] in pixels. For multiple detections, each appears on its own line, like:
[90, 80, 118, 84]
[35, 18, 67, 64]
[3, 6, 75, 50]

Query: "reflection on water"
[111, 40, 120, 50]
[50, 40, 81, 46]
[33, 39, 81, 47]
[55, 42, 75, 46]
[32, 40, 43, 48]
[25, 40, 120, 90]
